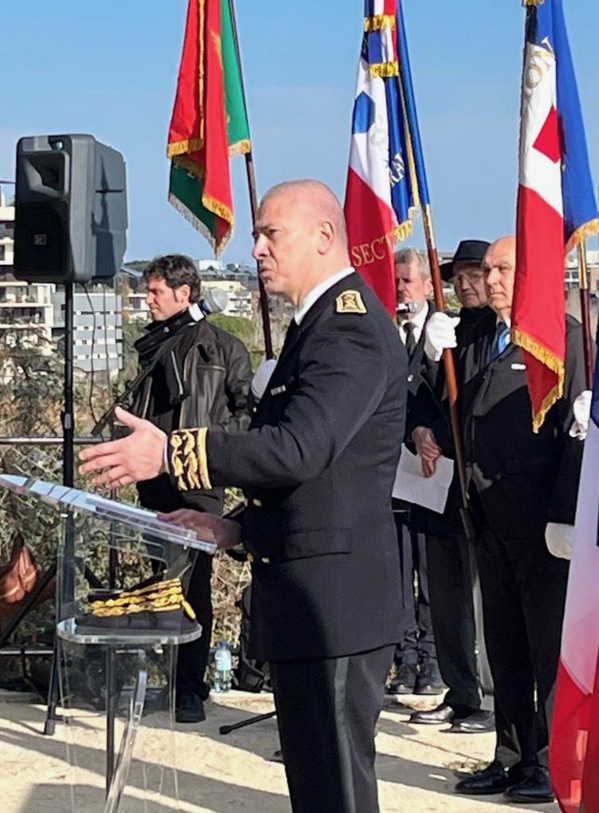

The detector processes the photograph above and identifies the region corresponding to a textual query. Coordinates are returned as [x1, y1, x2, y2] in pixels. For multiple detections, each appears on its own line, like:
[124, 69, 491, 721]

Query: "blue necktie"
[491, 321, 510, 361]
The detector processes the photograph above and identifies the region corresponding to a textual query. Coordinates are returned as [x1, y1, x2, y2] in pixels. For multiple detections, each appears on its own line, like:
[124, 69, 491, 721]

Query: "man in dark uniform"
[80, 179, 407, 813]
[407, 240, 495, 733]
[389, 247, 443, 696]
[430, 236, 585, 804]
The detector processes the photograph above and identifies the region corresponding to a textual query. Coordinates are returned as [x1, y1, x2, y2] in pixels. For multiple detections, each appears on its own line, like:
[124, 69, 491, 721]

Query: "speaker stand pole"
[44, 281, 76, 735]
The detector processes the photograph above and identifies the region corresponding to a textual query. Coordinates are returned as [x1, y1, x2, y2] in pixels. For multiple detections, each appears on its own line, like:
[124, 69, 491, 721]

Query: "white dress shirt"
[399, 301, 429, 346]
[294, 267, 355, 326]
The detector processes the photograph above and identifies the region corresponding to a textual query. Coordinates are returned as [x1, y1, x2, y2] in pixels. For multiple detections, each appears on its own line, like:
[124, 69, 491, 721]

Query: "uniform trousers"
[270, 645, 394, 813]
[427, 532, 492, 712]
[393, 514, 436, 666]
[474, 526, 569, 768]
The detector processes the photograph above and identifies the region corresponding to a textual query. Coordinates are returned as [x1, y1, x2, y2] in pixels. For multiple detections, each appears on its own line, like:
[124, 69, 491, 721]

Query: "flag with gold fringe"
[513, 0, 599, 431]
[167, 0, 250, 256]
[344, 0, 430, 316]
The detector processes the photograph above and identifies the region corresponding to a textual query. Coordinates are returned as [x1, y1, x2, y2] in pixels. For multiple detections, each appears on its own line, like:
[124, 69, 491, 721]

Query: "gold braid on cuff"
[168, 427, 212, 491]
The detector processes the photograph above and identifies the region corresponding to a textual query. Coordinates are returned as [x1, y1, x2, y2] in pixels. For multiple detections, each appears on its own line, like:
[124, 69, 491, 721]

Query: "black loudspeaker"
[14, 134, 128, 283]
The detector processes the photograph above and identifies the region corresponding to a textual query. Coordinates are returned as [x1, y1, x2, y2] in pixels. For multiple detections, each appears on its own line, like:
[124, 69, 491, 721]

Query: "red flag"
[513, 0, 599, 431]
[167, 0, 250, 256]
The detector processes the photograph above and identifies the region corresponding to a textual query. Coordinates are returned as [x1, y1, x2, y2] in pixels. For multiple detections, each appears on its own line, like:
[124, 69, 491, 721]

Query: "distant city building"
[197, 259, 226, 273]
[0, 190, 54, 356]
[565, 250, 599, 293]
[0, 187, 15, 270]
[51, 289, 123, 376]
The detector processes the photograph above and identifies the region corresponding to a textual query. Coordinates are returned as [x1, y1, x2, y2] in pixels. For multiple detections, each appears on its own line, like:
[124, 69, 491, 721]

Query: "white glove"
[251, 358, 278, 402]
[569, 390, 592, 440]
[545, 522, 575, 560]
[423, 312, 460, 362]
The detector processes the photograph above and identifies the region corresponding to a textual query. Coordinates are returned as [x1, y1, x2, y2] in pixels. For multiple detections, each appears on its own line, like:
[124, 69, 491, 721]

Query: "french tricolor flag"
[344, 0, 429, 317]
[512, 0, 599, 432]
[524, 1, 599, 807]
[551, 367, 599, 812]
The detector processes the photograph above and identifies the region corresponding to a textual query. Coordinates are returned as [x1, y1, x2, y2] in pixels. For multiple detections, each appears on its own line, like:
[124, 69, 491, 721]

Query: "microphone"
[200, 287, 229, 315]
[396, 301, 419, 315]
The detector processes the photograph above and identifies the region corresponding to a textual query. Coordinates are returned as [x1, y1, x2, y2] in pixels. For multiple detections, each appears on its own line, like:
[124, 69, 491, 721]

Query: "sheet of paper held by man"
[392, 444, 455, 513]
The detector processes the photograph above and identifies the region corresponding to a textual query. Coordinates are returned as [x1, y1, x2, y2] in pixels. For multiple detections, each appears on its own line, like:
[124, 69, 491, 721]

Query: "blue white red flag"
[513, 0, 599, 431]
[344, 0, 430, 316]
[551, 346, 599, 812]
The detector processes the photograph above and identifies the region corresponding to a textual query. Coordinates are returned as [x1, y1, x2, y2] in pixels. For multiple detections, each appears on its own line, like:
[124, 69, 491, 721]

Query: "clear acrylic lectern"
[0, 474, 217, 813]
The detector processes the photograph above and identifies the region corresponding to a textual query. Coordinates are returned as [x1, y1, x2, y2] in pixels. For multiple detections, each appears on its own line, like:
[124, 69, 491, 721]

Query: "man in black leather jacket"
[131, 253, 252, 723]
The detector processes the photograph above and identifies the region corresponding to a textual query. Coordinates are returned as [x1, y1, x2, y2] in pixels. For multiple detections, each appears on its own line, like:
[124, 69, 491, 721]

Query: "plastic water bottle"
[213, 640, 232, 693]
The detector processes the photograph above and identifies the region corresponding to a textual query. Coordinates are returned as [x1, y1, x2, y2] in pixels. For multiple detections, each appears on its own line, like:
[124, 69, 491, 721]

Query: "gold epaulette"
[89, 578, 196, 621]
[168, 427, 212, 492]
[336, 290, 367, 314]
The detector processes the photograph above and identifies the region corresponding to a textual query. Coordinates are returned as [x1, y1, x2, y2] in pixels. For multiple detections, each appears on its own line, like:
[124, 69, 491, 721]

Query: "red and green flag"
[167, 0, 250, 256]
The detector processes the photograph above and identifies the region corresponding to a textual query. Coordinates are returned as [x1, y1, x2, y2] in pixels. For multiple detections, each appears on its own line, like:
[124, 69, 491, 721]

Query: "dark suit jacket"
[402, 301, 435, 433]
[197, 273, 407, 662]
[464, 314, 585, 538]
[410, 306, 495, 536]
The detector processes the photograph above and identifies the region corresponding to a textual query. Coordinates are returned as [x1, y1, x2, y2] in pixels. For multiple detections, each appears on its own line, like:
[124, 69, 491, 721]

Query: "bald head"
[262, 180, 349, 249]
[483, 236, 516, 320]
[253, 179, 351, 306]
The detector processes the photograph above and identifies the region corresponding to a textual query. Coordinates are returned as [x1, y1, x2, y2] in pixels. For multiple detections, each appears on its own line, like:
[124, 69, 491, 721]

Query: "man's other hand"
[545, 522, 575, 560]
[412, 426, 442, 477]
[79, 406, 167, 487]
[159, 509, 242, 549]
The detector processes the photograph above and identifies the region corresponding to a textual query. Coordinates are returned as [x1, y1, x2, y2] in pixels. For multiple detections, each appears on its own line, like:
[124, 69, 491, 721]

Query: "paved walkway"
[0, 691, 558, 812]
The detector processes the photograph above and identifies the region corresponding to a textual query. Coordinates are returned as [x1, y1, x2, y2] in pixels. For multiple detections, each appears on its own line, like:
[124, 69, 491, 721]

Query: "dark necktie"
[403, 321, 417, 358]
[280, 318, 300, 358]
[490, 321, 510, 361]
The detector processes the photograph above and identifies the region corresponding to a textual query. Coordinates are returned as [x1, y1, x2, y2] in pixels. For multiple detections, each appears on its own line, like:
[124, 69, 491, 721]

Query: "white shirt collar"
[399, 301, 429, 343]
[188, 303, 205, 322]
[405, 302, 429, 331]
[294, 267, 355, 325]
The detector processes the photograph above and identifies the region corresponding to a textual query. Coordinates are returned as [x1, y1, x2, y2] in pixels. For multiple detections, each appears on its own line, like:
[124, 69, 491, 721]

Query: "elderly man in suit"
[388, 247, 443, 696]
[424, 235, 586, 804]
[407, 240, 495, 733]
[80, 179, 407, 813]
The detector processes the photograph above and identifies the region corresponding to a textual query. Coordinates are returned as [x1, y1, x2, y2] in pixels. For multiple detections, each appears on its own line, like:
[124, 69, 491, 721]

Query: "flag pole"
[390, 4, 473, 533]
[421, 205, 473, 534]
[577, 243, 595, 388]
[226, 0, 273, 360]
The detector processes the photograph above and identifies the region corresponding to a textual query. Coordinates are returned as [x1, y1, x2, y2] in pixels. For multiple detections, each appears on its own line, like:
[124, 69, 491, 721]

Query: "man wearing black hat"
[407, 240, 496, 732]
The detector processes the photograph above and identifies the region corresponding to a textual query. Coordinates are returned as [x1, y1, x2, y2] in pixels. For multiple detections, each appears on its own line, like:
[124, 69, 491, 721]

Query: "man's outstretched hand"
[159, 509, 242, 550]
[79, 406, 167, 488]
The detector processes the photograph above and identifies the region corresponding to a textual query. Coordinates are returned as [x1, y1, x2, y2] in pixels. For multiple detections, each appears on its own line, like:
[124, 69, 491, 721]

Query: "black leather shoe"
[504, 766, 555, 804]
[455, 760, 508, 795]
[388, 663, 418, 695]
[176, 691, 206, 724]
[409, 702, 454, 725]
[415, 661, 444, 695]
[449, 710, 495, 734]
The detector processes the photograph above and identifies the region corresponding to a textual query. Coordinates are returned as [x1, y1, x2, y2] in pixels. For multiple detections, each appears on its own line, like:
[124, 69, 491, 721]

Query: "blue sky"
[2, 0, 598, 263]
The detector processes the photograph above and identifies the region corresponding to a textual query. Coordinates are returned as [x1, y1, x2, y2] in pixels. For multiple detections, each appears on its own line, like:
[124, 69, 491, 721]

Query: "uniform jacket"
[171, 273, 407, 662]
[464, 314, 585, 538]
[133, 316, 252, 515]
